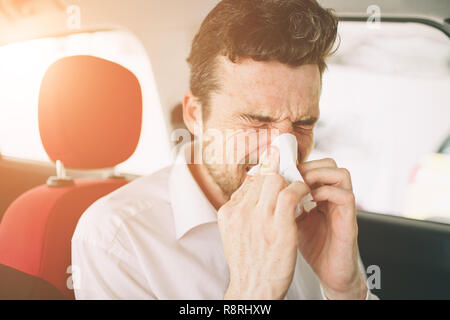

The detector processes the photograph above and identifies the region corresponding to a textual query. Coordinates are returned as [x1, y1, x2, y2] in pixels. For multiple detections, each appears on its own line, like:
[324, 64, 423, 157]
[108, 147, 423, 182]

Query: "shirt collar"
[169, 144, 218, 240]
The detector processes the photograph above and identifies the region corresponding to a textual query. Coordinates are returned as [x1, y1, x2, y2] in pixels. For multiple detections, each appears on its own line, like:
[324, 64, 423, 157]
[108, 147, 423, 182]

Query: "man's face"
[201, 57, 321, 198]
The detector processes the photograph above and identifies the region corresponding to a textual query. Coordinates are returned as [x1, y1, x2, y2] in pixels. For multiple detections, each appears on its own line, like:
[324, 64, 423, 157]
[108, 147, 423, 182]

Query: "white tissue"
[248, 133, 316, 218]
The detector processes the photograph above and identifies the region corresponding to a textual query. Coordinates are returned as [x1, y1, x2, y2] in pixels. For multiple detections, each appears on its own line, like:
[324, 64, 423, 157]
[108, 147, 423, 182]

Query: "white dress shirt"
[71, 148, 378, 300]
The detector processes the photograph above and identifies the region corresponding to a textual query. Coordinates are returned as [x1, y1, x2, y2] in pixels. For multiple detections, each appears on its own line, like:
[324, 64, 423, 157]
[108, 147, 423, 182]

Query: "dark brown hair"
[187, 0, 338, 119]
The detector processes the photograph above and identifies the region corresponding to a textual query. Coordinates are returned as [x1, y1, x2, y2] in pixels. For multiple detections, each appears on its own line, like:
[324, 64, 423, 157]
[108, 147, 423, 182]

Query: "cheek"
[225, 130, 268, 165]
[202, 128, 255, 165]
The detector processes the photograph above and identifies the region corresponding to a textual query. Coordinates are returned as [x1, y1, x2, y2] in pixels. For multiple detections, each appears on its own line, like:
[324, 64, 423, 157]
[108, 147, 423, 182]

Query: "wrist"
[224, 278, 287, 300]
[321, 274, 367, 300]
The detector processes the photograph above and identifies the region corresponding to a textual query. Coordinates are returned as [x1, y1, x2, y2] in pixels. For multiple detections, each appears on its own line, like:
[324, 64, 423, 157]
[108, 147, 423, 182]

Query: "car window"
[0, 30, 171, 175]
[309, 21, 450, 224]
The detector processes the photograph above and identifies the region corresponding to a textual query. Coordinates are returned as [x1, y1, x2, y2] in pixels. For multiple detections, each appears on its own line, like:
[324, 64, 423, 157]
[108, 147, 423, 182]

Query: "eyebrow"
[241, 113, 318, 126]
[242, 113, 277, 123]
[293, 117, 318, 126]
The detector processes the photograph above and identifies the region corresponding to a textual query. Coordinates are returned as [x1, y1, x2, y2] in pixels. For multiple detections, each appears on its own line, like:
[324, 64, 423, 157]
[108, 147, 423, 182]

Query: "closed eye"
[293, 118, 317, 131]
[240, 113, 318, 130]
[294, 123, 315, 131]
[240, 114, 273, 128]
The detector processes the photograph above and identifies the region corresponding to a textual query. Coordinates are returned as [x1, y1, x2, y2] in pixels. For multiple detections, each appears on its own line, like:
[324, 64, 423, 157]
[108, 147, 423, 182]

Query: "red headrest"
[38, 55, 142, 170]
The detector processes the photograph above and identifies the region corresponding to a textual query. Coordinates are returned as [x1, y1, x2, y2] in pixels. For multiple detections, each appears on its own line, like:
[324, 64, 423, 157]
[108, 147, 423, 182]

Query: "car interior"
[0, 0, 449, 300]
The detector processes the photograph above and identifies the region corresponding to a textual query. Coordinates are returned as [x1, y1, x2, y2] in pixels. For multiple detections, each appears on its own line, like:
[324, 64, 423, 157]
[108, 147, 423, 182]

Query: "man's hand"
[219, 149, 310, 300]
[297, 158, 367, 300]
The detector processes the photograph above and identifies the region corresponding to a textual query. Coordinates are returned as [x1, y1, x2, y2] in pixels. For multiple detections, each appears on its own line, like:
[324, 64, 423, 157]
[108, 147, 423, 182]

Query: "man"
[72, 0, 378, 300]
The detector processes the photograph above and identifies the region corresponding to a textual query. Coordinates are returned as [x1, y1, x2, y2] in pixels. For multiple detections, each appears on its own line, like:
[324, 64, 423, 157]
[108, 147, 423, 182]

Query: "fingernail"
[261, 152, 271, 167]
[295, 202, 304, 219]
[260, 147, 279, 174]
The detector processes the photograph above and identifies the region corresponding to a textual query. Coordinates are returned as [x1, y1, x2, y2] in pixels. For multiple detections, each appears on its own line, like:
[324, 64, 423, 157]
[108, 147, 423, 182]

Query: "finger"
[258, 146, 280, 176]
[311, 185, 356, 207]
[229, 174, 257, 204]
[242, 174, 265, 205]
[298, 158, 338, 174]
[257, 174, 288, 215]
[274, 182, 311, 223]
[302, 167, 353, 191]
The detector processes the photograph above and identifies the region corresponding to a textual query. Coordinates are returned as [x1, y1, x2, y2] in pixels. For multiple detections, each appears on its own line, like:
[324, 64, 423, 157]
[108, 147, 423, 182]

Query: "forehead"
[213, 56, 321, 119]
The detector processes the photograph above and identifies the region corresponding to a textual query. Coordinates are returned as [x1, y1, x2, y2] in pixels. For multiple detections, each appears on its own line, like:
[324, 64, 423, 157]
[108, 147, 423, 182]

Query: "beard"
[203, 162, 247, 199]
[201, 137, 252, 198]
[199, 127, 263, 198]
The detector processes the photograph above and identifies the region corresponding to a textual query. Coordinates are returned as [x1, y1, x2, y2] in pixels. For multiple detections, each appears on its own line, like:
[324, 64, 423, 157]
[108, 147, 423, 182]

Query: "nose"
[272, 119, 294, 136]
[262, 120, 295, 150]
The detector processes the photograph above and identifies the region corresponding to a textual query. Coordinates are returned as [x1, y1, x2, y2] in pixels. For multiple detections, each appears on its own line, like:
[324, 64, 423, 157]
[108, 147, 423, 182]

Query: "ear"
[182, 90, 203, 135]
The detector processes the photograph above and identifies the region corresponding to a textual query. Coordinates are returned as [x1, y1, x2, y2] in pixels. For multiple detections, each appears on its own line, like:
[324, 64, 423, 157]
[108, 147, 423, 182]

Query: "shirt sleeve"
[319, 283, 379, 300]
[71, 239, 157, 300]
[319, 251, 379, 300]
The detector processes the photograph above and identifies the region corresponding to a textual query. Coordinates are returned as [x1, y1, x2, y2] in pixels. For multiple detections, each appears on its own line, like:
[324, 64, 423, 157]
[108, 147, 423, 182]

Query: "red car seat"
[0, 55, 142, 299]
